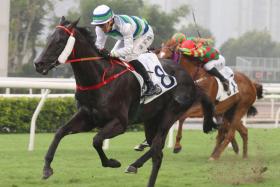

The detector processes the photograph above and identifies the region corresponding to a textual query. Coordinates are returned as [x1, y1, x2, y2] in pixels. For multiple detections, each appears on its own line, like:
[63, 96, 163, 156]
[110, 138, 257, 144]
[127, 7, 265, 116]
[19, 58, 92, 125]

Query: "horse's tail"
[246, 82, 263, 117]
[254, 82, 263, 99]
[247, 106, 258, 117]
[195, 85, 218, 133]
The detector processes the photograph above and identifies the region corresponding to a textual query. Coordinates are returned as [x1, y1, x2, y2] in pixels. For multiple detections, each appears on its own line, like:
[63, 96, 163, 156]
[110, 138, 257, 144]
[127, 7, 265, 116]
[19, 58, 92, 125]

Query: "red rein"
[56, 25, 134, 91]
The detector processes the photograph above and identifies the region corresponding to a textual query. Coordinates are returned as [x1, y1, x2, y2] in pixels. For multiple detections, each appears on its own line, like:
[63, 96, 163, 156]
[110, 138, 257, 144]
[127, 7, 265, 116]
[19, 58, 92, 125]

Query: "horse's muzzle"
[34, 60, 59, 75]
[34, 61, 45, 74]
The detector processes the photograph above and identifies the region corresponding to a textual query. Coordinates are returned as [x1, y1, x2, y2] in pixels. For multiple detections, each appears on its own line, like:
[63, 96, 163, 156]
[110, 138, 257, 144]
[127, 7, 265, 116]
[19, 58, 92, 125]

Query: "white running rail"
[1, 77, 280, 150]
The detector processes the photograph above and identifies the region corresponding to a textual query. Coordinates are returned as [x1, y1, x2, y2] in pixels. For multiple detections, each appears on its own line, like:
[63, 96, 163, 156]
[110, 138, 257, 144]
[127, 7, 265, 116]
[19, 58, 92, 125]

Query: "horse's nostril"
[34, 61, 44, 73]
[34, 62, 40, 69]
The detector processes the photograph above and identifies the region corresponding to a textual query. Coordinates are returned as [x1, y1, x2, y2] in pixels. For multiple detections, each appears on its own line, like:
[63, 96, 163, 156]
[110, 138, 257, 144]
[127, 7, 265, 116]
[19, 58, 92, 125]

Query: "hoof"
[233, 150, 239, 155]
[208, 157, 217, 161]
[125, 165, 137, 174]
[134, 146, 144, 152]
[103, 159, 121, 168]
[173, 147, 182, 154]
[42, 167, 53, 180]
[134, 143, 149, 152]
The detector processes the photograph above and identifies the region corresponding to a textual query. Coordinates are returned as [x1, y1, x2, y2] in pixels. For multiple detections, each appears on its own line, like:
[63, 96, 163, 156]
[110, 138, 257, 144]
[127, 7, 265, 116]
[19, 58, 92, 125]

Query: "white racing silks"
[58, 35, 76, 63]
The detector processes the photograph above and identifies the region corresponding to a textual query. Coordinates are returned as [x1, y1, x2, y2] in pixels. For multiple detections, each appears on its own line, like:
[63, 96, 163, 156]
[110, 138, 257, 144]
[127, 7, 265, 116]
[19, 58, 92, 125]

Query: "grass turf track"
[0, 129, 279, 187]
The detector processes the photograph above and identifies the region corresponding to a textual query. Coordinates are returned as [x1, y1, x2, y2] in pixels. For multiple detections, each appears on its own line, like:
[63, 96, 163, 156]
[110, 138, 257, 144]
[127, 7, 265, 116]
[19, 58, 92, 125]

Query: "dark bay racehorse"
[34, 17, 217, 187]
[158, 39, 263, 160]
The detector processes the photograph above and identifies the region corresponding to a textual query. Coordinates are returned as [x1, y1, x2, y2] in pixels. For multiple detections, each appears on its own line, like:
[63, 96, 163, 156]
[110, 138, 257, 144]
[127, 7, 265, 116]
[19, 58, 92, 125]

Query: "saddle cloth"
[215, 66, 239, 101]
[130, 53, 177, 104]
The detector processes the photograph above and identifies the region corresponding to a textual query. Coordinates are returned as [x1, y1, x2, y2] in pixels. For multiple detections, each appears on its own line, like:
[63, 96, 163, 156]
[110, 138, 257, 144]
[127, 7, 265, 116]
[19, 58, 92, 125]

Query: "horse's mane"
[76, 26, 98, 50]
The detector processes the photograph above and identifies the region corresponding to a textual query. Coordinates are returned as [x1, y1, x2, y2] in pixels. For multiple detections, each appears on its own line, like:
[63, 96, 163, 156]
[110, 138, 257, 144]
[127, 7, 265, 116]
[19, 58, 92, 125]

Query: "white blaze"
[58, 35, 76, 63]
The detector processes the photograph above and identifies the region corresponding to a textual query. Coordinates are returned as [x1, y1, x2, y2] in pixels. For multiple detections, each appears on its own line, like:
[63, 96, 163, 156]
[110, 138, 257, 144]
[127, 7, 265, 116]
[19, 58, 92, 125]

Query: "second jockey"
[172, 33, 230, 92]
[91, 4, 161, 97]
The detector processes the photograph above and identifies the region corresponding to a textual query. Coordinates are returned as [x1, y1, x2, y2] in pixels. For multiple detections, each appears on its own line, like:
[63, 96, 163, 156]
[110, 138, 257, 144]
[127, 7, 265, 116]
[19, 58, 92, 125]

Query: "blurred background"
[0, 0, 280, 133]
[0, 3, 279, 185]
[0, 0, 280, 81]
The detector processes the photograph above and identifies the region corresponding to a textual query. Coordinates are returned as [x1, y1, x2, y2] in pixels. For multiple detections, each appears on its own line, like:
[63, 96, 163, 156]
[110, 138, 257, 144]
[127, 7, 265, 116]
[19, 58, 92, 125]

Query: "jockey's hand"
[98, 49, 110, 59]
[179, 48, 192, 56]
[110, 51, 119, 58]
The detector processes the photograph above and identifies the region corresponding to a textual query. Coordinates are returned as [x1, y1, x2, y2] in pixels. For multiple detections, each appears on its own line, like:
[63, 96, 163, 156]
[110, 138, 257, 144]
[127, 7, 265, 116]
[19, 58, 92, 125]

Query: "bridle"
[56, 25, 103, 63]
[158, 43, 182, 65]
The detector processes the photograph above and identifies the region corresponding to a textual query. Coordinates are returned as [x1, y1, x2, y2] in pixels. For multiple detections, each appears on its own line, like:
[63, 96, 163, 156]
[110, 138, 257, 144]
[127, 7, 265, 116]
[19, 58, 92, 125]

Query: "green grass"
[0, 129, 280, 187]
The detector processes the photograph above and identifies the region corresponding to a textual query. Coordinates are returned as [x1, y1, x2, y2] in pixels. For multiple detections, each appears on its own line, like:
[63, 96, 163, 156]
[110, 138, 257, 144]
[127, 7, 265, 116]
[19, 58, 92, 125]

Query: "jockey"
[91, 4, 161, 97]
[178, 36, 230, 92]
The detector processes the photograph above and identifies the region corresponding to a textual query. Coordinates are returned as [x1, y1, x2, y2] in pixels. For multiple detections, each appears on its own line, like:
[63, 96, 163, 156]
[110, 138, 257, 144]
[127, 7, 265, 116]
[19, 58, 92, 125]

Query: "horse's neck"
[70, 36, 104, 87]
[180, 56, 208, 80]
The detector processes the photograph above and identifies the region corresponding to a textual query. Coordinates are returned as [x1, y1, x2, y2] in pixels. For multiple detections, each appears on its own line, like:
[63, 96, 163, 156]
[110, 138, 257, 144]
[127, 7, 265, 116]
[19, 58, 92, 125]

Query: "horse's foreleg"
[43, 109, 92, 179]
[93, 118, 125, 168]
[173, 118, 185, 153]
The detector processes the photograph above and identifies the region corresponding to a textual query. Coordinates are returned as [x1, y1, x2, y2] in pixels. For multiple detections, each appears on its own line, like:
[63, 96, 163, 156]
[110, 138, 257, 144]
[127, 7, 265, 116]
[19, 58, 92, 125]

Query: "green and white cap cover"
[91, 5, 114, 25]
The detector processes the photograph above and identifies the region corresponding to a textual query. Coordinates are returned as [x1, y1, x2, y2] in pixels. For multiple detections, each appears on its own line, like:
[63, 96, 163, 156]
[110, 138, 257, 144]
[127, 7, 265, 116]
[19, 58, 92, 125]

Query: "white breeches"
[203, 55, 226, 71]
[111, 26, 154, 61]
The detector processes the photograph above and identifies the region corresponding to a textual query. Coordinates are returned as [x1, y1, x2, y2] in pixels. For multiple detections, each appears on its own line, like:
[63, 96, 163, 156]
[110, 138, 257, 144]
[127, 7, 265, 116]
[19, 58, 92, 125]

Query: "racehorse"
[158, 38, 263, 160]
[34, 17, 218, 187]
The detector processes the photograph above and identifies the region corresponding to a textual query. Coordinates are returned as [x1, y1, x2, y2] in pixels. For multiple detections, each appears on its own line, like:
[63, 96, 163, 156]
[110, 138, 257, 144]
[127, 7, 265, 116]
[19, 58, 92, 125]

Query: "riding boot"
[129, 60, 162, 97]
[207, 67, 230, 92]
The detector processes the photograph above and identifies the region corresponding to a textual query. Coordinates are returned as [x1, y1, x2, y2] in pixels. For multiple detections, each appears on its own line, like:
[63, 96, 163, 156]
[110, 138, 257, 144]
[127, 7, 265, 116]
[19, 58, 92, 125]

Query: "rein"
[56, 25, 135, 91]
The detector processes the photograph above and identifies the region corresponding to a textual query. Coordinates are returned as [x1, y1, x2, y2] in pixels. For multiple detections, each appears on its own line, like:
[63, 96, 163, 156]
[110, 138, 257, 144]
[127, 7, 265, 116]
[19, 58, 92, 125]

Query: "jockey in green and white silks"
[91, 5, 154, 62]
[91, 4, 161, 97]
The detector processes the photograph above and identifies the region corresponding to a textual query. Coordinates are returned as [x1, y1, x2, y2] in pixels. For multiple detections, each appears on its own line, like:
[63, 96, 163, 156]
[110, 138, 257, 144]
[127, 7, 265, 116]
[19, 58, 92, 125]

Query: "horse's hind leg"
[173, 118, 185, 153]
[148, 104, 193, 187]
[127, 112, 182, 187]
[231, 137, 239, 154]
[210, 106, 247, 160]
[212, 120, 239, 155]
[209, 128, 236, 160]
[210, 118, 229, 156]
[148, 116, 175, 187]
[92, 118, 126, 168]
[126, 118, 158, 173]
[236, 121, 248, 158]
[43, 108, 93, 179]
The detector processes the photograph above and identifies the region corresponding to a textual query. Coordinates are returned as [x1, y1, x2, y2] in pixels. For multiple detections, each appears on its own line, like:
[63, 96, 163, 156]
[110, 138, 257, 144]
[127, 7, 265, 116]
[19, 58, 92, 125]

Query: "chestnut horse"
[158, 39, 263, 160]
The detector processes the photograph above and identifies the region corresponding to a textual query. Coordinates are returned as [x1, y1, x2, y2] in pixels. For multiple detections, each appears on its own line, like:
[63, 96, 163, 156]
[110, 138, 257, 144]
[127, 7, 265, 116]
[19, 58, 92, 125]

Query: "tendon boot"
[130, 60, 162, 97]
[207, 67, 230, 93]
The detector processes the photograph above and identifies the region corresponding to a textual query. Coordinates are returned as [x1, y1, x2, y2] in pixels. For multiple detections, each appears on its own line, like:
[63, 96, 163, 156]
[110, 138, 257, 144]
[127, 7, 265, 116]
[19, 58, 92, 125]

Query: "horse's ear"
[60, 16, 66, 25]
[69, 17, 80, 29]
